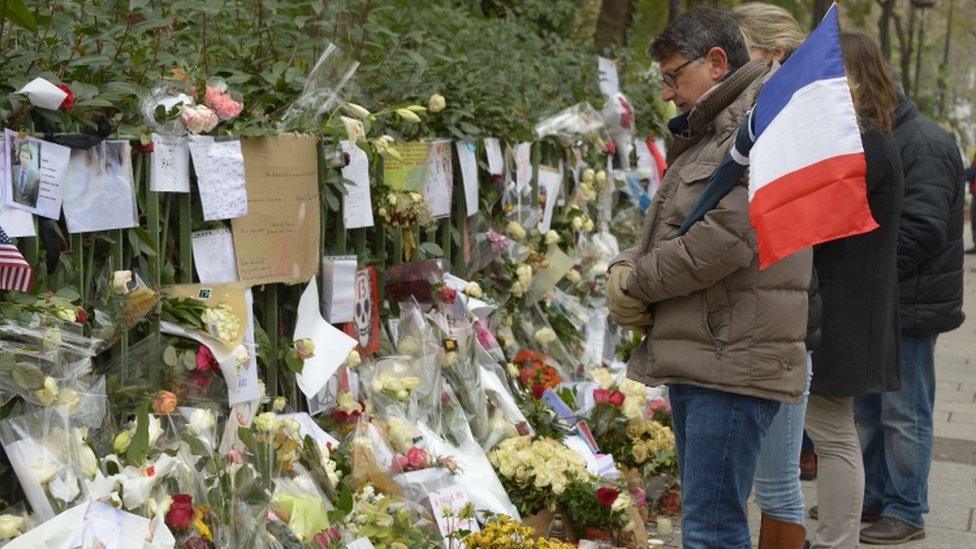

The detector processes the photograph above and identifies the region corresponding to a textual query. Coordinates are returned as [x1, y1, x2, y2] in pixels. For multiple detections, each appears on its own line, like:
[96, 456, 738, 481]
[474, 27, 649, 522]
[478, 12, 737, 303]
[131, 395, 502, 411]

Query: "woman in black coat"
[803, 32, 905, 549]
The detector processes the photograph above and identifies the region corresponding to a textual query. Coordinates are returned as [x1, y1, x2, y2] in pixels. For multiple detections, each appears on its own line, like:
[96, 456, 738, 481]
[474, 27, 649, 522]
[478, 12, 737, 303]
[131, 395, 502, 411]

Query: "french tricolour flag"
[748, 3, 877, 268]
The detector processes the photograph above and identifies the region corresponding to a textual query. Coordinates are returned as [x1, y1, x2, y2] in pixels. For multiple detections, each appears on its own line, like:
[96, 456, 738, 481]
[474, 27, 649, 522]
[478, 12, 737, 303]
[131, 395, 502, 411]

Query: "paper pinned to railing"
[294, 277, 358, 399]
[321, 256, 357, 323]
[483, 137, 504, 176]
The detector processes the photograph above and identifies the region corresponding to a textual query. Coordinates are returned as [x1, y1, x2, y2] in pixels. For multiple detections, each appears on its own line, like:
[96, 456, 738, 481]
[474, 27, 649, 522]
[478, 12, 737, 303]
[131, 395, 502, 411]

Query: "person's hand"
[606, 263, 652, 329]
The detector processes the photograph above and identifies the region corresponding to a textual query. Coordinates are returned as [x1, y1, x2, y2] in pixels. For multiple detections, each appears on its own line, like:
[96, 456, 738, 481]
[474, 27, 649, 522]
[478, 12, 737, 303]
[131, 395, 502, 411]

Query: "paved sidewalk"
[745, 231, 976, 547]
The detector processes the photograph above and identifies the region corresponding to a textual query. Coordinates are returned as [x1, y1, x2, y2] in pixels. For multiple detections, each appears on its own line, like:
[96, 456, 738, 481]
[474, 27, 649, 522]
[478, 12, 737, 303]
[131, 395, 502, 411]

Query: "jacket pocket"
[664, 160, 718, 227]
[701, 283, 731, 347]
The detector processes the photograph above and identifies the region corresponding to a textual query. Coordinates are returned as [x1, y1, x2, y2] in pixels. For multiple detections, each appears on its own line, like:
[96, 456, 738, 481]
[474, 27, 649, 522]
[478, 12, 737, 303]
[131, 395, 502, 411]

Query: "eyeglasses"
[662, 56, 702, 90]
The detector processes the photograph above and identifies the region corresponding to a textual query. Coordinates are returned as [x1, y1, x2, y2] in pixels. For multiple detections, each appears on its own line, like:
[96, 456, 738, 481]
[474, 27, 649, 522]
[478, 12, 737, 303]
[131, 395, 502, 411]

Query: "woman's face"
[748, 45, 788, 64]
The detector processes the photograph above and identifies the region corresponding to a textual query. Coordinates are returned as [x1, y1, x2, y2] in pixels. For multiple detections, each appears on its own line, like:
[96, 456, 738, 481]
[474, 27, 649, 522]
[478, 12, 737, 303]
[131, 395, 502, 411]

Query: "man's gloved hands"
[606, 263, 652, 329]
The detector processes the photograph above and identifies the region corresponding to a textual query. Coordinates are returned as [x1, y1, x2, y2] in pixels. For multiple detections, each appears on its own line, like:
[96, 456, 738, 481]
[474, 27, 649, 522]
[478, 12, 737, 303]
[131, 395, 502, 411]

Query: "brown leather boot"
[758, 513, 807, 549]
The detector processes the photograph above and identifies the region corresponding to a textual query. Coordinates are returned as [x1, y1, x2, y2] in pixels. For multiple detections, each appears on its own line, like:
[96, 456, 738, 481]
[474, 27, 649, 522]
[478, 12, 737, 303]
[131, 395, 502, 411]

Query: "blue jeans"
[753, 354, 813, 524]
[854, 333, 936, 529]
[669, 383, 780, 549]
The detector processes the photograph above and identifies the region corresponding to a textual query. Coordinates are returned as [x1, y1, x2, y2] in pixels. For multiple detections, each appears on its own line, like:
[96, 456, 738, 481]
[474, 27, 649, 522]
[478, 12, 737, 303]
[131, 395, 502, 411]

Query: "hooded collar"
[894, 99, 918, 129]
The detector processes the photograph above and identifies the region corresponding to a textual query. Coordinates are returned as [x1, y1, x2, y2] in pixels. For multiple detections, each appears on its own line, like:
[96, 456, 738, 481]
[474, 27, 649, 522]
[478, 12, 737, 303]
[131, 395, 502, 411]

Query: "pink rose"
[648, 398, 670, 414]
[631, 486, 648, 508]
[227, 450, 243, 464]
[406, 447, 428, 470]
[390, 454, 410, 472]
[594, 388, 612, 405]
[609, 390, 626, 407]
[204, 86, 243, 120]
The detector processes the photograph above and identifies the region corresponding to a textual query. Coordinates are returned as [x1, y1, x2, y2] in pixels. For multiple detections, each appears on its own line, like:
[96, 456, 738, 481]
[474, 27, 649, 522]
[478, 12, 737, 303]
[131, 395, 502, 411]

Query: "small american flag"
[0, 226, 34, 292]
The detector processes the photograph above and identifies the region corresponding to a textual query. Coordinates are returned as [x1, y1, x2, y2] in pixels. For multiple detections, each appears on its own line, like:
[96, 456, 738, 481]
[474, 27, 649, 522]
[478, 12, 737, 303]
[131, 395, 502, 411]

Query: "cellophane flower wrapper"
[428, 312, 490, 442]
[0, 407, 91, 521]
[277, 41, 360, 131]
[88, 268, 159, 352]
[341, 485, 443, 548]
[0, 502, 33, 545]
[416, 392, 520, 520]
[0, 317, 99, 366]
[0, 341, 70, 407]
[384, 260, 445, 305]
[511, 303, 577, 381]
[347, 419, 404, 497]
[602, 93, 636, 169]
[533, 102, 610, 149]
[94, 333, 163, 415]
[466, 214, 511, 278]
[140, 81, 193, 134]
[170, 406, 221, 454]
[270, 475, 334, 544]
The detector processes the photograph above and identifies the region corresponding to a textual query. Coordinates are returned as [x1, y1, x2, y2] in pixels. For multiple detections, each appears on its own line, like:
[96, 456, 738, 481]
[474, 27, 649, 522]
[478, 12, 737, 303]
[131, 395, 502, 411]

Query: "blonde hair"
[733, 2, 805, 55]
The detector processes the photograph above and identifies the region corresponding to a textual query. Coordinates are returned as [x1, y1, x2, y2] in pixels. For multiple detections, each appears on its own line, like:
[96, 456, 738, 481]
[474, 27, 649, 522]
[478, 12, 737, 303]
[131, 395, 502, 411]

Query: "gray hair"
[648, 7, 751, 71]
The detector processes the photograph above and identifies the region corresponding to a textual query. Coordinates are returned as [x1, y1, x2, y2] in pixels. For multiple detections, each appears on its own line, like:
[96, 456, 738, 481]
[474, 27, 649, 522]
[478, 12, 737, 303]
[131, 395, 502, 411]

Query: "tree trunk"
[877, 0, 895, 59]
[937, 0, 956, 116]
[594, 0, 634, 53]
[812, 0, 831, 29]
[668, 0, 680, 23]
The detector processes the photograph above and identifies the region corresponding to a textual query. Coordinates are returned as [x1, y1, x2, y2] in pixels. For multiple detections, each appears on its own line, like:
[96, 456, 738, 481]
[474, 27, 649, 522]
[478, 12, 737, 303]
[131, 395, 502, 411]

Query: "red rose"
[658, 490, 682, 515]
[165, 493, 195, 532]
[406, 447, 428, 470]
[596, 486, 619, 508]
[593, 388, 611, 405]
[75, 307, 88, 324]
[189, 369, 213, 393]
[438, 287, 457, 303]
[605, 140, 617, 157]
[134, 140, 154, 154]
[609, 391, 625, 407]
[531, 384, 546, 399]
[55, 83, 74, 111]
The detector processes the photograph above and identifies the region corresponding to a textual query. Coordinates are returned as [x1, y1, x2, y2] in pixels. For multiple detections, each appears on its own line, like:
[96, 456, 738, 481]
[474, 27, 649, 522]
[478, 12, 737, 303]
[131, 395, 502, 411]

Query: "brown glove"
[606, 263, 653, 329]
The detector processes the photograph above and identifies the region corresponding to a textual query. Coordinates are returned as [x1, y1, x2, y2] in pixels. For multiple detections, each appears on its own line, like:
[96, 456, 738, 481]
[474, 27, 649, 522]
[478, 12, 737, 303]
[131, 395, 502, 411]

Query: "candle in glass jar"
[657, 517, 672, 536]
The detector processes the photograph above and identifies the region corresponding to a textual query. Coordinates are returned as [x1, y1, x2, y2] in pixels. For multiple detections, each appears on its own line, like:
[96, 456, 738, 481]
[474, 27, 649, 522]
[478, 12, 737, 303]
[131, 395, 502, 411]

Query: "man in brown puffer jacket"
[606, 8, 811, 549]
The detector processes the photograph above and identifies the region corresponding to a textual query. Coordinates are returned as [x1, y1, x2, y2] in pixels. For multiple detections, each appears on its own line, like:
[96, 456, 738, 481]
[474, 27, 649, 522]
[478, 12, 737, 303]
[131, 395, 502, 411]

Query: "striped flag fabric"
[678, 3, 877, 269]
[748, 3, 877, 268]
[0, 225, 34, 292]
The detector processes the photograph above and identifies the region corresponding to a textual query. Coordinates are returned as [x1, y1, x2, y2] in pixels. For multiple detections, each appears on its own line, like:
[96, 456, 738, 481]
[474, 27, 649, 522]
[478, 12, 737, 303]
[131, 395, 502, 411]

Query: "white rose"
[79, 445, 98, 478]
[0, 514, 26, 539]
[612, 492, 632, 512]
[253, 412, 277, 432]
[581, 168, 595, 183]
[56, 307, 77, 323]
[56, 388, 81, 412]
[506, 220, 526, 241]
[345, 349, 362, 368]
[533, 327, 557, 345]
[571, 216, 584, 231]
[566, 269, 581, 283]
[584, 218, 595, 232]
[545, 230, 560, 245]
[464, 282, 483, 299]
[428, 93, 446, 113]
[112, 270, 133, 293]
[272, 397, 287, 412]
[188, 408, 216, 437]
[29, 458, 60, 484]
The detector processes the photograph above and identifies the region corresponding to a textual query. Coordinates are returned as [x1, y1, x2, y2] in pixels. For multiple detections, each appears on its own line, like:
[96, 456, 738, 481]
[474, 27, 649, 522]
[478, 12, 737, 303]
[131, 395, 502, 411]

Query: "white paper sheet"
[18, 78, 68, 110]
[191, 229, 239, 284]
[635, 140, 653, 169]
[346, 539, 376, 549]
[321, 256, 357, 323]
[598, 56, 620, 97]
[62, 141, 139, 233]
[294, 277, 358, 399]
[537, 164, 561, 233]
[428, 484, 480, 542]
[483, 137, 504, 176]
[456, 141, 479, 217]
[443, 274, 494, 318]
[4, 130, 70, 219]
[340, 140, 374, 229]
[150, 133, 190, 192]
[0, 134, 34, 237]
[6, 500, 174, 549]
[514, 142, 532, 192]
[189, 139, 248, 221]
[425, 140, 453, 218]
[218, 399, 259, 454]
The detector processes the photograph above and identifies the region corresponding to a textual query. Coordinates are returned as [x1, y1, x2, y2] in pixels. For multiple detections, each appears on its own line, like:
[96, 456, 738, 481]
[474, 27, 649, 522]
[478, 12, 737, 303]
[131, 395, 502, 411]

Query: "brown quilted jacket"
[610, 60, 811, 404]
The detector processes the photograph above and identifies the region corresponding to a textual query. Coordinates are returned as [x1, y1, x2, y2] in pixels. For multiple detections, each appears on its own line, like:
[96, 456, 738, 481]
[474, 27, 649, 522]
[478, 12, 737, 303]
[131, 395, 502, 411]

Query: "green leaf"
[0, 0, 37, 31]
[126, 401, 151, 466]
[419, 242, 443, 257]
[54, 287, 80, 302]
[162, 346, 178, 367]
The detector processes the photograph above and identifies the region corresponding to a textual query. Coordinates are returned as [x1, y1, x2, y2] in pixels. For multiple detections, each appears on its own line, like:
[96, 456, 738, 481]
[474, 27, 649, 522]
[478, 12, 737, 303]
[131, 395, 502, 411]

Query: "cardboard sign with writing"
[343, 266, 381, 356]
[231, 133, 320, 285]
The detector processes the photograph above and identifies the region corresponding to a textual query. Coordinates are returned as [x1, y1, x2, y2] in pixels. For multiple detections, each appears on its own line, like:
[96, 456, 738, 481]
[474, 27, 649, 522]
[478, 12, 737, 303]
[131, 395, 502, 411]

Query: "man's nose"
[661, 86, 676, 102]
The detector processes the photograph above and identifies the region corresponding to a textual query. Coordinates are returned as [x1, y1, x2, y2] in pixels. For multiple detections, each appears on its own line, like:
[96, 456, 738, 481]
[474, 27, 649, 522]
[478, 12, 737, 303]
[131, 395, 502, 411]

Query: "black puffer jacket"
[806, 267, 821, 351]
[893, 100, 965, 334]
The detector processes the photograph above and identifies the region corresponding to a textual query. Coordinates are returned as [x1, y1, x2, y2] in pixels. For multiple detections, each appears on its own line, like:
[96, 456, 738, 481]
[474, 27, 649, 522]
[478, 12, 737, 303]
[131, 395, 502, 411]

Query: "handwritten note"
[514, 142, 532, 192]
[425, 140, 453, 218]
[191, 229, 239, 284]
[150, 133, 190, 192]
[340, 140, 374, 229]
[231, 133, 320, 285]
[483, 137, 504, 176]
[383, 141, 430, 192]
[3, 130, 70, 219]
[189, 139, 248, 221]
[428, 484, 480, 542]
[537, 164, 561, 233]
[456, 141, 479, 217]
